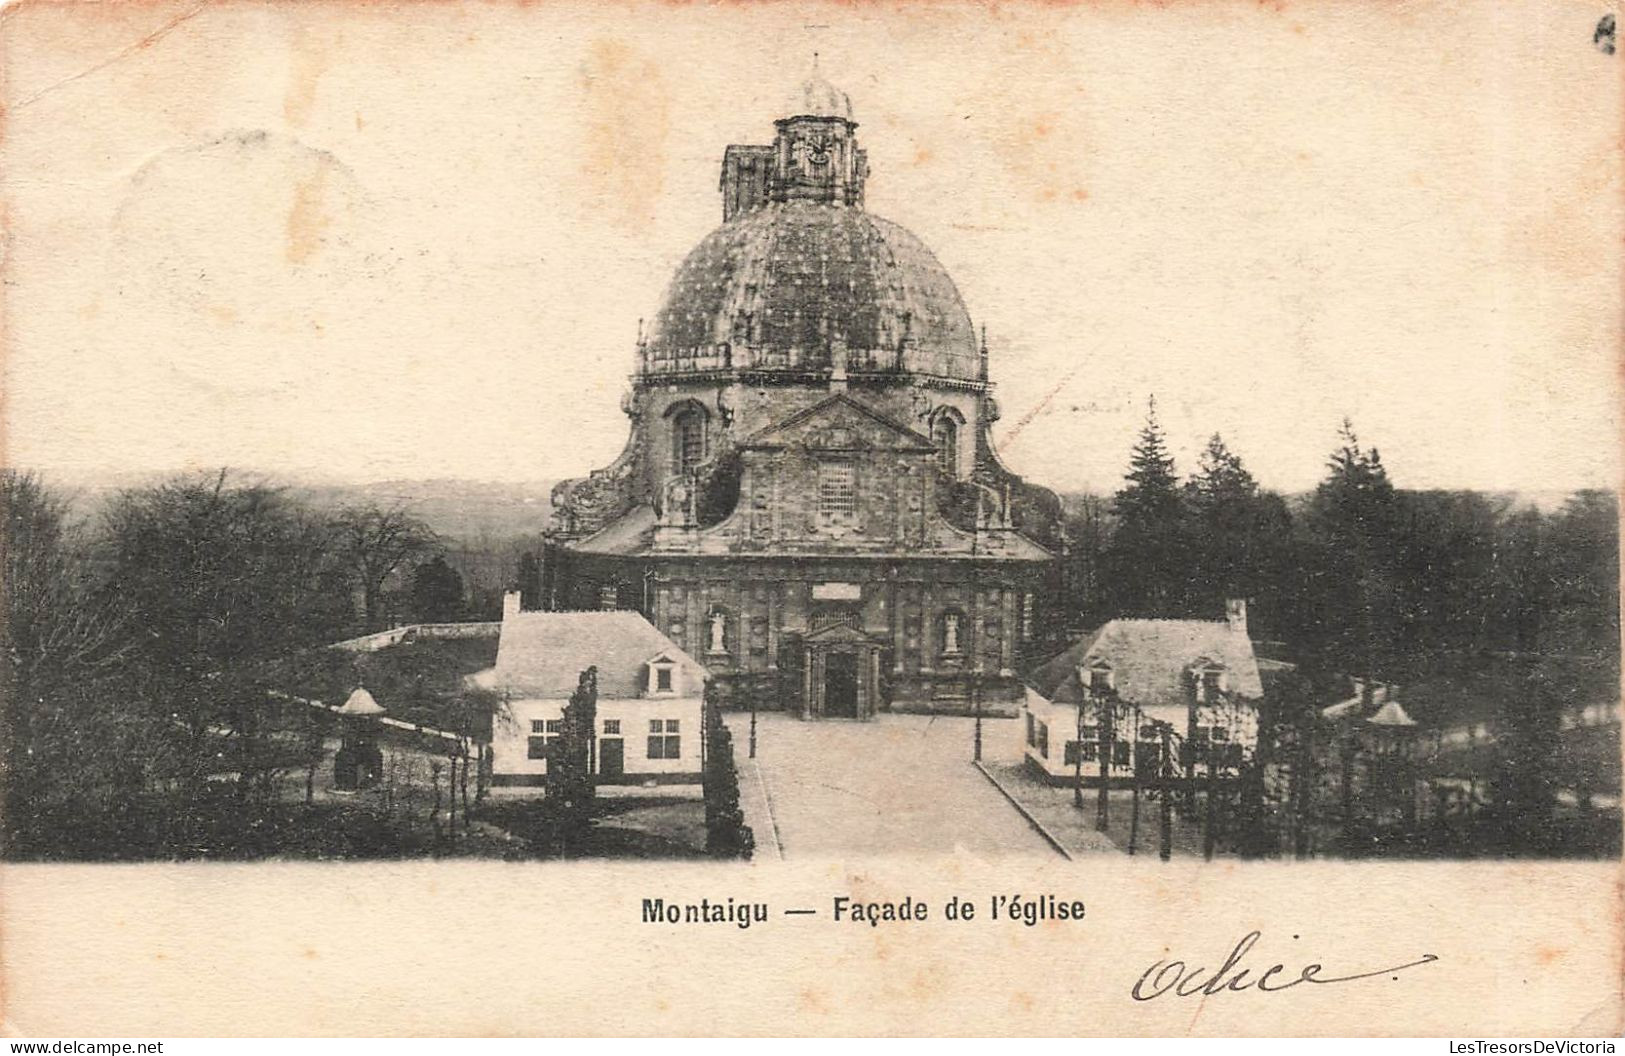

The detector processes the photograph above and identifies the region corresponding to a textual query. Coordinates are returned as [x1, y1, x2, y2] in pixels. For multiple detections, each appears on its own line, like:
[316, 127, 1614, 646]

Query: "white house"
[475, 596, 710, 787]
[1021, 600, 1264, 785]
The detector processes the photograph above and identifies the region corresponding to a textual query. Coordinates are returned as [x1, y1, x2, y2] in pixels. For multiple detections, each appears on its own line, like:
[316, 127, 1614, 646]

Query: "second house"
[476, 595, 710, 787]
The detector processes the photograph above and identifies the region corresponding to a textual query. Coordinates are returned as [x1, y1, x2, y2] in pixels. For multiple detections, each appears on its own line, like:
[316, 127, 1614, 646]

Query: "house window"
[672, 407, 706, 474]
[818, 460, 857, 515]
[1021, 593, 1034, 641]
[1025, 712, 1036, 748]
[942, 611, 963, 655]
[1113, 741, 1131, 767]
[603, 719, 621, 735]
[1036, 720, 1049, 757]
[527, 720, 561, 760]
[1088, 665, 1113, 695]
[932, 414, 960, 478]
[656, 667, 673, 692]
[599, 583, 620, 611]
[647, 719, 681, 759]
[1202, 670, 1223, 701]
[1065, 739, 1097, 765]
[1067, 723, 1100, 765]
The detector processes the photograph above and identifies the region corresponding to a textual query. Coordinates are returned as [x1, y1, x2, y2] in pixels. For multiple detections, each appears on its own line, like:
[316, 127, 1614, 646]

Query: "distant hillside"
[40, 471, 556, 546]
[291, 479, 556, 544]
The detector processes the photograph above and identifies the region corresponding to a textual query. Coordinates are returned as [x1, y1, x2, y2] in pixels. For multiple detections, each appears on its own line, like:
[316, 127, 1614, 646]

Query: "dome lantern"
[781, 55, 853, 122]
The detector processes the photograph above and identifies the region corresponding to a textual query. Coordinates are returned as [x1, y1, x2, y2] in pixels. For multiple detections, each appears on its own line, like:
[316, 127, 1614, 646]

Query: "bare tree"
[2, 471, 139, 844]
[333, 507, 440, 630]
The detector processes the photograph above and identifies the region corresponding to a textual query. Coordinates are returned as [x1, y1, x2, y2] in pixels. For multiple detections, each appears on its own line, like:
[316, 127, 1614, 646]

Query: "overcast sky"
[3, 0, 1619, 496]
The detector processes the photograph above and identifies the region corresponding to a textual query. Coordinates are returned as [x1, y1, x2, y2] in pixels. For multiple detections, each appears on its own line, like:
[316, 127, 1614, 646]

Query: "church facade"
[543, 71, 1062, 719]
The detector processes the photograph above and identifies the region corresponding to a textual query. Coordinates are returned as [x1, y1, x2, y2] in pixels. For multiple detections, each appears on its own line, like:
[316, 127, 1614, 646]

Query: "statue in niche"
[708, 610, 727, 653]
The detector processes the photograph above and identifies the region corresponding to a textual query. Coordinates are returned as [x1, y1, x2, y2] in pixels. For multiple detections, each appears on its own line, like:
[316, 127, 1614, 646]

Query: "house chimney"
[502, 589, 522, 621]
[1225, 598, 1248, 637]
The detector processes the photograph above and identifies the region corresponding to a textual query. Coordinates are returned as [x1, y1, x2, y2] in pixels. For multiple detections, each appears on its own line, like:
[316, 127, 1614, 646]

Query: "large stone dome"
[644, 201, 982, 381]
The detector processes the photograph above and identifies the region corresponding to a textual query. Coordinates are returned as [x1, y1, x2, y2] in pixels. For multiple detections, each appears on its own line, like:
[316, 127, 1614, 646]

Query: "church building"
[543, 69, 1062, 719]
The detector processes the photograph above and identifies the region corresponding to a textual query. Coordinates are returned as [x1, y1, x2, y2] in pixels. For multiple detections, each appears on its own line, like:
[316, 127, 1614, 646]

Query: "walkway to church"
[732, 712, 1061, 859]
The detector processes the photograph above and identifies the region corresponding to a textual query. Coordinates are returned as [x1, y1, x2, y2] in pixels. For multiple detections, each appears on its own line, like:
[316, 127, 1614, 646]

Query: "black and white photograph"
[1, 0, 1619, 1039]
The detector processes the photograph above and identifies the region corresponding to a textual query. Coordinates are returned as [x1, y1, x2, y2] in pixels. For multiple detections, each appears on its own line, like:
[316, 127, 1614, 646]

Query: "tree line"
[1056, 400, 1620, 676]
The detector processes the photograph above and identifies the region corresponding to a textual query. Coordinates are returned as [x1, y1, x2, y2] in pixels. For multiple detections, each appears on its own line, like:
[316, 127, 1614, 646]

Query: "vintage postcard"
[0, 0, 1620, 1039]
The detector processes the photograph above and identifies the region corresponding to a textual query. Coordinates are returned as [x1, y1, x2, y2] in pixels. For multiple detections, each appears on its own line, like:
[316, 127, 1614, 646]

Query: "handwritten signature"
[1132, 930, 1438, 1001]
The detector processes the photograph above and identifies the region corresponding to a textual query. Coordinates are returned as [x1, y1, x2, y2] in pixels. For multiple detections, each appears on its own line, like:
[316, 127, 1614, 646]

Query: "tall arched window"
[932, 413, 960, 478]
[671, 406, 707, 474]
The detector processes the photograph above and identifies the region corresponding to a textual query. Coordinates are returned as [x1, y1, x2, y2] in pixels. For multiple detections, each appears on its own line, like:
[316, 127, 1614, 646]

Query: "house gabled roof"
[483, 610, 708, 699]
[1322, 678, 1395, 722]
[1029, 618, 1265, 708]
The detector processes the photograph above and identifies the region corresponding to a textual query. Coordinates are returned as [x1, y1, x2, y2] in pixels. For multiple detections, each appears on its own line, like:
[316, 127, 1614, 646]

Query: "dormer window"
[647, 656, 681, 697]
[1189, 662, 1227, 703]
[1082, 661, 1114, 695]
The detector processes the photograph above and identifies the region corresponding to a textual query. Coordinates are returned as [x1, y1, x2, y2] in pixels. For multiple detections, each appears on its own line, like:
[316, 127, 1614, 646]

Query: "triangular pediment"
[741, 394, 936, 452]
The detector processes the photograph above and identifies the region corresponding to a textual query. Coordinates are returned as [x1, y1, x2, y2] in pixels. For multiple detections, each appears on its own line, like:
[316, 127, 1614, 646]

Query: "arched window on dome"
[931, 410, 963, 479]
[668, 403, 709, 476]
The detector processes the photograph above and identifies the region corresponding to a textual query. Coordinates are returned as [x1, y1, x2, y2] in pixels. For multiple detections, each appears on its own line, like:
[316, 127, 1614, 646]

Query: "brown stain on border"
[285, 156, 331, 265]
[577, 38, 670, 232]
[284, 21, 326, 128]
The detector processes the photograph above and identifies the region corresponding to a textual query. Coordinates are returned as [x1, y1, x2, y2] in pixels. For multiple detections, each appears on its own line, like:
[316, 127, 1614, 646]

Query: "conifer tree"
[1188, 433, 1256, 509]
[1184, 434, 1293, 623]
[1108, 396, 1191, 616]
[1305, 419, 1399, 681]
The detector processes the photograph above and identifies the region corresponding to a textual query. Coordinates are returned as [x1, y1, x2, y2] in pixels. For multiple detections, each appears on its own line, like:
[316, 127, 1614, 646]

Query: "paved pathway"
[731, 712, 1060, 859]
[982, 760, 1220, 858]
[736, 757, 784, 860]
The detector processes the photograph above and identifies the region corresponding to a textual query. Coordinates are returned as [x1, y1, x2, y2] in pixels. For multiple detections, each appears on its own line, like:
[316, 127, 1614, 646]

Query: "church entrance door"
[823, 651, 860, 719]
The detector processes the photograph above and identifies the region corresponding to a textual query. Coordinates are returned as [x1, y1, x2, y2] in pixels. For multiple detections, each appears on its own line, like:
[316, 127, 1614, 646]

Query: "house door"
[600, 738, 624, 780]
[824, 652, 859, 719]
